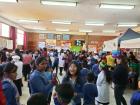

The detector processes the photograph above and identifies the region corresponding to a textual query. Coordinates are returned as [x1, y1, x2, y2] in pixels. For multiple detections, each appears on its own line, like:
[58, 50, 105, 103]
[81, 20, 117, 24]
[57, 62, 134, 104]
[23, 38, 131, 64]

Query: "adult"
[112, 56, 128, 105]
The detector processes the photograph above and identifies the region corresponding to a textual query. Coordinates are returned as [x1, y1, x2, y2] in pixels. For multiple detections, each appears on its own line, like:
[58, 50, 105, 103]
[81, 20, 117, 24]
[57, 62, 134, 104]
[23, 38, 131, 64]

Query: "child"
[27, 93, 48, 105]
[53, 83, 74, 105]
[29, 57, 58, 103]
[130, 91, 140, 105]
[83, 72, 98, 105]
[2, 63, 20, 105]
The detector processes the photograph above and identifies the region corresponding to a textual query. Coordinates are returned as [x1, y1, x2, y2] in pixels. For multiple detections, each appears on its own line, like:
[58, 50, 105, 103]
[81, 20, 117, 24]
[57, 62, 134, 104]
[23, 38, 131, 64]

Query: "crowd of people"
[0, 47, 140, 105]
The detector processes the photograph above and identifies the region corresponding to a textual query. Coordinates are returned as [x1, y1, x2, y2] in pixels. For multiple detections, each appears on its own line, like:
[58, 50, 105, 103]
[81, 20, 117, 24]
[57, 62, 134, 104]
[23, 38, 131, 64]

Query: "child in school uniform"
[83, 72, 98, 105]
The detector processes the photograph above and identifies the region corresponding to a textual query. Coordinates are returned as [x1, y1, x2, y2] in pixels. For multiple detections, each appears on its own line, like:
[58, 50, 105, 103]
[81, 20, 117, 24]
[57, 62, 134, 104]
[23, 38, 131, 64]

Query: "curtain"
[23, 32, 27, 50]
[9, 26, 16, 49]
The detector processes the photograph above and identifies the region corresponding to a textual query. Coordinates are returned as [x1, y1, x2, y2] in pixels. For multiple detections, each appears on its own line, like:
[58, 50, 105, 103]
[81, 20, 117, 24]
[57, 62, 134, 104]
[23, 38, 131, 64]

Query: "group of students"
[0, 47, 140, 105]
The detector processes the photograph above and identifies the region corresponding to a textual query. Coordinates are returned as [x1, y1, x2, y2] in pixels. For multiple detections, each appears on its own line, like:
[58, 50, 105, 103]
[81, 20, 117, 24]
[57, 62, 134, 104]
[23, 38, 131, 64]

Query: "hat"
[112, 50, 121, 58]
[99, 61, 107, 69]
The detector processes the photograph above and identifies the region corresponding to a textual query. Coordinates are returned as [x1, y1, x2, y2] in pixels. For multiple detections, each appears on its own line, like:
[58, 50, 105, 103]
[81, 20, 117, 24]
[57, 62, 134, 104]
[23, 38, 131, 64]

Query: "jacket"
[29, 70, 54, 98]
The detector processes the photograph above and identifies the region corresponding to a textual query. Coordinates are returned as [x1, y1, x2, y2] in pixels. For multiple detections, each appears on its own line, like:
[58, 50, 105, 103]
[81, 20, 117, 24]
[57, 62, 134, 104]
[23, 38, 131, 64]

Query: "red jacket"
[0, 81, 6, 105]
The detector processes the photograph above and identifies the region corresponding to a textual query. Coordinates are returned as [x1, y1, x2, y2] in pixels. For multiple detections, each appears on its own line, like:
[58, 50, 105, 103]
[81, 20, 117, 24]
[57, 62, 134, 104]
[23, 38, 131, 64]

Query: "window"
[17, 29, 24, 45]
[1, 23, 10, 37]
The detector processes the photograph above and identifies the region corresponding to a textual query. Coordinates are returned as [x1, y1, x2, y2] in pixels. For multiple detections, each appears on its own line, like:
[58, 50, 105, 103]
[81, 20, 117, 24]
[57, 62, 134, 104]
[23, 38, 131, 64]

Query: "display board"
[47, 33, 54, 39]
[38, 42, 46, 49]
[74, 40, 85, 46]
[63, 34, 70, 40]
[0, 37, 13, 49]
[70, 46, 82, 53]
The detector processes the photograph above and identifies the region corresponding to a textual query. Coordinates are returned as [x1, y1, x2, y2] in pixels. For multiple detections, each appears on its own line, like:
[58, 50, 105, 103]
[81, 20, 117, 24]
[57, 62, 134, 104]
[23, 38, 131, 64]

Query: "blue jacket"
[29, 70, 54, 98]
[83, 83, 98, 105]
[92, 64, 100, 77]
[62, 76, 85, 105]
[130, 91, 140, 105]
[80, 68, 89, 82]
[2, 80, 17, 105]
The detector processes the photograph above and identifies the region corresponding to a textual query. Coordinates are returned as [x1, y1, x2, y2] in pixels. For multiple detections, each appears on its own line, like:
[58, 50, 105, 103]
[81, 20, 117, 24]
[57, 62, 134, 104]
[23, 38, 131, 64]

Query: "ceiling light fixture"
[18, 20, 39, 23]
[56, 28, 69, 32]
[103, 30, 116, 33]
[41, 1, 77, 7]
[52, 20, 71, 24]
[118, 24, 138, 27]
[0, 0, 18, 3]
[85, 22, 104, 26]
[99, 3, 135, 9]
[79, 29, 92, 33]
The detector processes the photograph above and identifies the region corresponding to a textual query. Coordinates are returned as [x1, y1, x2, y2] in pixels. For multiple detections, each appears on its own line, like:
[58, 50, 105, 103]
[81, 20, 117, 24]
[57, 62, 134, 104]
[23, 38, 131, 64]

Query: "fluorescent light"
[103, 30, 116, 33]
[85, 22, 104, 26]
[0, 0, 18, 3]
[41, 1, 77, 7]
[118, 24, 138, 27]
[99, 4, 135, 9]
[56, 29, 69, 32]
[18, 20, 39, 23]
[52, 20, 71, 25]
[79, 29, 92, 33]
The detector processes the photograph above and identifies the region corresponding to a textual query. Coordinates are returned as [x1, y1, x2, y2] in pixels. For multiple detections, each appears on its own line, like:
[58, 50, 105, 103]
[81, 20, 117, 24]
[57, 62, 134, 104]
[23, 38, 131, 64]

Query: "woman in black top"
[112, 55, 128, 105]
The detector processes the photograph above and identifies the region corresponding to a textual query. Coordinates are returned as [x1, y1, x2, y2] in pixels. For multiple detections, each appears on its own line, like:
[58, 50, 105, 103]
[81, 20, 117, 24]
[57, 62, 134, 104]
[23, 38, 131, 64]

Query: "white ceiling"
[0, 0, 140, 35]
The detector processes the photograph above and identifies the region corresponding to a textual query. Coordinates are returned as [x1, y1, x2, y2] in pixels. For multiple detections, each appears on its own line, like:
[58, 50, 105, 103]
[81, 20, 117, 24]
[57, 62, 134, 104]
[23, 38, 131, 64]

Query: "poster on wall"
[38, 42, 46, 49]
[46, 39, 56, 49]
[61, 41, 71, 50]
[63, 34, 70, 40]
[88, 45, 97, 53]
[6, 40, 13, 49]
[56, 35, 61, 40]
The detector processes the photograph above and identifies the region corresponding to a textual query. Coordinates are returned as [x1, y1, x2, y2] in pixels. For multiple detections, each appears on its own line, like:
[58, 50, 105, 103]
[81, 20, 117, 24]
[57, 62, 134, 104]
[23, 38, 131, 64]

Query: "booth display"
[103, 37, 119, 51]
[120, 38, 140, 48]
[103, 28, 140, 52]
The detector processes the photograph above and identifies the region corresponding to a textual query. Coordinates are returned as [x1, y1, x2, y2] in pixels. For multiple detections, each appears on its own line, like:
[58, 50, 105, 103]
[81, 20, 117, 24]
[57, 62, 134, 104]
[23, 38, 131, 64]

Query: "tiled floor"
[20, 71, 134, 105]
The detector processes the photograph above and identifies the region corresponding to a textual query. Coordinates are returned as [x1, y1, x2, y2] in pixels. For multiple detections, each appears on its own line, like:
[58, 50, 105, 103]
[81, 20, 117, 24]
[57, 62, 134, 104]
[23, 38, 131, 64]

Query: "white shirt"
[13, 60, 23, 80]
[96, 71, 109, 103]
[58, 53, 65, 67]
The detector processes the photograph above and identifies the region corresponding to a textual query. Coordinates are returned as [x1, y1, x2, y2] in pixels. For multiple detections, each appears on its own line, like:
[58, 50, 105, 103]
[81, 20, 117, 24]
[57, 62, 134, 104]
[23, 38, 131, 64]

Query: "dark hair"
[30, 60, 36, 70]
[0, 64, 4, 80]
[4, 63, 17, 73]
[67, 60, 80, 77]
[55, 83, 74, 104]
[27, 93, 47, 105]
[26, 51, 29, 54]
[43, 48, 47, 51]
[66, 60, 81, 84]
[35, 56, 47, 65]
[87, 72, 95, 83]
[101, 65, 111, 84]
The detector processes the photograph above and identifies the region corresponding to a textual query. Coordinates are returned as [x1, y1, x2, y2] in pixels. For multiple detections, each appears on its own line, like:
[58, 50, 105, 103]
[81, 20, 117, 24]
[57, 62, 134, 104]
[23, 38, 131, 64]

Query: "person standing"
[12, 55, 23, 96]
[22, 51, 32, 81]
[83, 72, 98, 105]
[29, 57, 57, 103]
[95, 61, 111, 105]
[112, 56, 128, 105]
[2, 63, 20, 105]
[62, 61, 85, 105]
